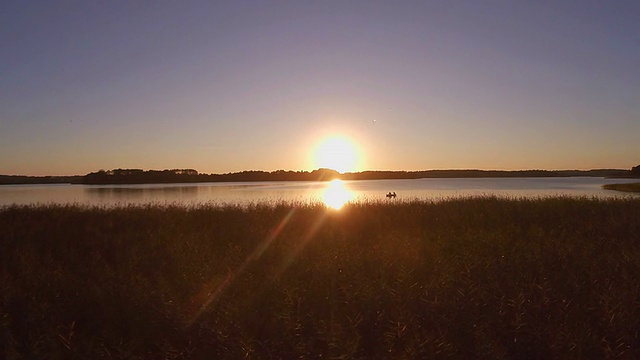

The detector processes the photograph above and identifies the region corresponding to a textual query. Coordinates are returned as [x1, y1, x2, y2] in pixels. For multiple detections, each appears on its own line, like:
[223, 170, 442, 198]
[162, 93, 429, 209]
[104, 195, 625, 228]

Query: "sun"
[313, 135, 360, 173]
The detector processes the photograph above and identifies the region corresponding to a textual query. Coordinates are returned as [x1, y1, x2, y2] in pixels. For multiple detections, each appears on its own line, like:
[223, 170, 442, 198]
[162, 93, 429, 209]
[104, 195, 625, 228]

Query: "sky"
[1, 1, 639, 176]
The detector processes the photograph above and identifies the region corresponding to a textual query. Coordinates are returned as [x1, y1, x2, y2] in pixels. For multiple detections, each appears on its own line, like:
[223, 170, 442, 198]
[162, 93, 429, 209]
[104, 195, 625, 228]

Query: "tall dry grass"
[1, 197, 640, 358]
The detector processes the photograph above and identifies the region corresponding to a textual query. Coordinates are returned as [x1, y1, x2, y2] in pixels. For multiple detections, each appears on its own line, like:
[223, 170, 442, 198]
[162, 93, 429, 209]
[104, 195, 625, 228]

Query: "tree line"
[82, 168, 341, 184]
[1, 166, 638, 185]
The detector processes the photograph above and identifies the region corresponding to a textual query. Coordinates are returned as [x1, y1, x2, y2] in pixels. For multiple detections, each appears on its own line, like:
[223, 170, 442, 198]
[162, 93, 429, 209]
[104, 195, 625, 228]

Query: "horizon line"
[1, 167, 633, 178]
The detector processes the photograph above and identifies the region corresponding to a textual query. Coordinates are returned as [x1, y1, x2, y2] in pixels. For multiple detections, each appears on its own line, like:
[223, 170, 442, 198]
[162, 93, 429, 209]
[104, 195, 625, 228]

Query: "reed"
[2, 197, 640, 358]
[603, 182, 640, 193]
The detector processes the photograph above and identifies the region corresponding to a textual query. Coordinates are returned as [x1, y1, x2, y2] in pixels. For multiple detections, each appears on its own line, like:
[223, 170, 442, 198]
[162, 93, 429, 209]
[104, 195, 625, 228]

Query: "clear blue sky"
[1, 1, 638, 175]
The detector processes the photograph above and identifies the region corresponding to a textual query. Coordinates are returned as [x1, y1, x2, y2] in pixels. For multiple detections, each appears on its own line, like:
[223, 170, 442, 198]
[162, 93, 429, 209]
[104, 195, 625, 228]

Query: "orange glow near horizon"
[312, 135, 361, 173]
[322, 179, 353, 210]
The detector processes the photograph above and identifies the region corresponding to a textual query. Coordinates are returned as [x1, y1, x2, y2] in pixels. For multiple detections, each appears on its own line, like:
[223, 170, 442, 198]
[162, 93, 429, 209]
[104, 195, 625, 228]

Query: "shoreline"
[2, 168, 634, 185]
[603, 182, 640, 193]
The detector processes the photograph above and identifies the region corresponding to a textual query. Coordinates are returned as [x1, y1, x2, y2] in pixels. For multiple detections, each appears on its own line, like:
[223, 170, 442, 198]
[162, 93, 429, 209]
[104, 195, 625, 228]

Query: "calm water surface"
[0, 177, 638, 208]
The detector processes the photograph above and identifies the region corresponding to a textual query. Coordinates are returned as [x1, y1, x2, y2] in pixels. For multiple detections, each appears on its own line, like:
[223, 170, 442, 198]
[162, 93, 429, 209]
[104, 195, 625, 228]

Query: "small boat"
[386, 192, 397, 198]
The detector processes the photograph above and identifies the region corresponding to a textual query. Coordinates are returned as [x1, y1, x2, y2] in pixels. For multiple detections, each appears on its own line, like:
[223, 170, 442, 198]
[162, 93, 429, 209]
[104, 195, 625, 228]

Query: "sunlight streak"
[273, 206, 328, 278]
[183, 208, 297, 327]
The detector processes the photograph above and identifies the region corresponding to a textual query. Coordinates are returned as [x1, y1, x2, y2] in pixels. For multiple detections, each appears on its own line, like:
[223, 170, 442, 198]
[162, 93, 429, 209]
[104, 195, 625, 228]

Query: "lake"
[1, 177, 638, 208]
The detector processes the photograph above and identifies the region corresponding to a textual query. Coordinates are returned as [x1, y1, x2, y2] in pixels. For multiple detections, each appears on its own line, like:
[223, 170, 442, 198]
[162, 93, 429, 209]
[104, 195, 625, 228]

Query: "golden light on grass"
[313, 135, 360, 173]
[322, 179, 353, 210]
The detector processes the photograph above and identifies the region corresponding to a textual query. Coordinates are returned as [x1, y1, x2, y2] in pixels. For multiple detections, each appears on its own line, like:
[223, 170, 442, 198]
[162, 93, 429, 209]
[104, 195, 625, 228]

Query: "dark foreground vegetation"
[2, 198, 640, 359]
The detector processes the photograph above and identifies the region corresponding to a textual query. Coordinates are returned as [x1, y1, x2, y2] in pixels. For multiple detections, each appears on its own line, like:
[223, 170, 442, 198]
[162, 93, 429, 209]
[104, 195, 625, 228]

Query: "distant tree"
[632, 164, 640, 176]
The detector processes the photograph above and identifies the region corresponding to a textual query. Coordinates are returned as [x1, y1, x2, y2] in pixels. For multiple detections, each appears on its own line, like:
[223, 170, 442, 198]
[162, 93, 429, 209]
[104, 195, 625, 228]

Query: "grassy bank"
[603, 182, 640, 193]
[2, 198, 640, 358]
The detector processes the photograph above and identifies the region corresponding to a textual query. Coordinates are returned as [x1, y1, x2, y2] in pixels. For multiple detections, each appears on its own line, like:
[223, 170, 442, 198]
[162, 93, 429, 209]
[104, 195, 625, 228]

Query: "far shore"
[1, 167, 635, 185]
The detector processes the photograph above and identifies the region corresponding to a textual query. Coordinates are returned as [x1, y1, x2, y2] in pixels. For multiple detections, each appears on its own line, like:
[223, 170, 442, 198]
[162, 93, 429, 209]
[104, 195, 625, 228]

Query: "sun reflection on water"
[322, 179, 353, 210]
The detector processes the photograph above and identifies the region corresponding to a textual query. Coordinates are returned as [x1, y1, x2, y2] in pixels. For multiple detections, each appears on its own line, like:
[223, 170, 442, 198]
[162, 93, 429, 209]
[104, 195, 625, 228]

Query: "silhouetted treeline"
[78, 168, 636, 184]
[341, 169, 631, 180]
[1, 167, 634, 185]
[84, 169, 201, 185]
[203, 169, 341, 183]
[0, 175, 83, 185]
[82, 168, 341, 185]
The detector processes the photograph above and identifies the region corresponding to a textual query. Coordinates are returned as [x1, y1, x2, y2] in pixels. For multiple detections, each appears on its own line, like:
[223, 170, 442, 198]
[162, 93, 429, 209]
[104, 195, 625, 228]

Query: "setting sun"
[313, 136, 360, 173]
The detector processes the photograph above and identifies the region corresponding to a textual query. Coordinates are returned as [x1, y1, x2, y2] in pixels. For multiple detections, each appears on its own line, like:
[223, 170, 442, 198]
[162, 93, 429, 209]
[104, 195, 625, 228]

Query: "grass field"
[2, 197, 640, 358]
[603, 182, 640, 193]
